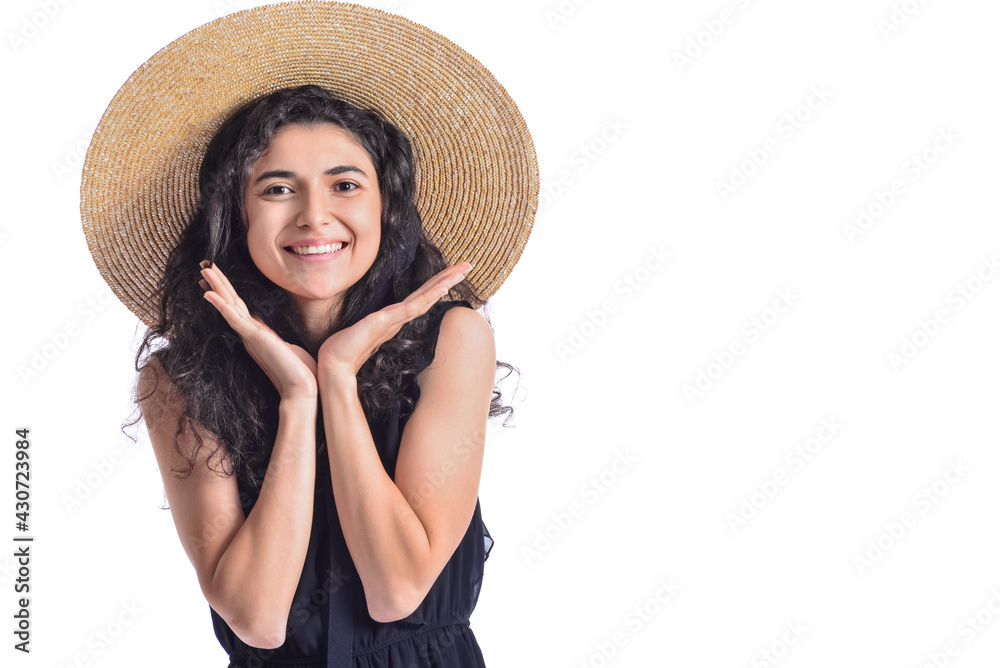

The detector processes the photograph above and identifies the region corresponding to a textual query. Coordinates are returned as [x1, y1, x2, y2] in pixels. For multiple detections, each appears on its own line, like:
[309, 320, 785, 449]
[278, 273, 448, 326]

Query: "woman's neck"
[290, 295, 340, 357]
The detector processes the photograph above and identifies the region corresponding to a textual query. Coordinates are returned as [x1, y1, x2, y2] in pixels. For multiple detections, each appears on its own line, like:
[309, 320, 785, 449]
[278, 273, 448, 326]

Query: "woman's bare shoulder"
[415, 304, 495, 394]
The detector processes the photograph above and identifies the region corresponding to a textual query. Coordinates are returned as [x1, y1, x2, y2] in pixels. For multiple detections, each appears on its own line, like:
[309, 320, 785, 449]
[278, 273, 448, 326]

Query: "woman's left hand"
[317, 262, 471, 378]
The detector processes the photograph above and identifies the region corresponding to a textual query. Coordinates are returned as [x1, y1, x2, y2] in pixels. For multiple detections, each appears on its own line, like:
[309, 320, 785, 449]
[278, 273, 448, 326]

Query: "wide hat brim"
[81, 0, 538, 328]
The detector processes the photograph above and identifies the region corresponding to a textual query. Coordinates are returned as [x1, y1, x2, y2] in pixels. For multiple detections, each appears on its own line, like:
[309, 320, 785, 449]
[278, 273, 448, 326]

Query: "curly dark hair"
[124, 85, 515, 488]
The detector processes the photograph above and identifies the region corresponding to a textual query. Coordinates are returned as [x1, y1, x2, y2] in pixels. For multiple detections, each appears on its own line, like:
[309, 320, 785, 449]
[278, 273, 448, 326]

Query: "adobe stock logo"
[751, 620, 808, 668]
[556, 245, 670, 362]
[543, 0, 592, 30]
[538, 117, 628, 212]
[521, 448, 637, 565]
[877, 0, 933, 40]
[18, 288, 117, 385]
[917, 587, 1000, 668]
[682, 288, 798, 404]
[577, 577, 681, 667]
[726, 417, 843, 533]
[842, 126, 959, 245]
[716, 85, 833, 202]
[7, 0, 72, 53]
[886, 254, 997, 371]
[852, 459, 970, 575]
[671, 0, 757, 73]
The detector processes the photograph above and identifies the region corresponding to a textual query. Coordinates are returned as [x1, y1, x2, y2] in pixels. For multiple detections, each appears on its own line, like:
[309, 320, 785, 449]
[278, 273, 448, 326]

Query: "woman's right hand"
[199, 260, 318, 400]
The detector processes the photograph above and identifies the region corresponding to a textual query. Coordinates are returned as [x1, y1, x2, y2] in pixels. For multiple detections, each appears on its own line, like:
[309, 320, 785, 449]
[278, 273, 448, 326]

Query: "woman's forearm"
[319, 372, 435, 623]
[209, 395, 318, 647]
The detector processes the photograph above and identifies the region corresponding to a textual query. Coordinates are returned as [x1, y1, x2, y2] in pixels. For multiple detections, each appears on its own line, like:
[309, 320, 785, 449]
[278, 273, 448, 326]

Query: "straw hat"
[80, 0, 538, 328]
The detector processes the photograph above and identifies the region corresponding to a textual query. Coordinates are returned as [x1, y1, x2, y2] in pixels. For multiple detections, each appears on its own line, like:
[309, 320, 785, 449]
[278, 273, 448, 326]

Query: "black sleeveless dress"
[210, 302, 493, 667]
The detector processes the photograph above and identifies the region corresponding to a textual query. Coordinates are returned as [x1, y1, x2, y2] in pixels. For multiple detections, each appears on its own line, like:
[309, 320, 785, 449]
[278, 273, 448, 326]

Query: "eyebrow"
[252, 165, 368, 185]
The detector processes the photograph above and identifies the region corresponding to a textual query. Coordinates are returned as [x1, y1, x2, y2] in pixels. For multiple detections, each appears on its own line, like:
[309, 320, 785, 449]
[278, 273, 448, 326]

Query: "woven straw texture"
[81, 0, 538, 327]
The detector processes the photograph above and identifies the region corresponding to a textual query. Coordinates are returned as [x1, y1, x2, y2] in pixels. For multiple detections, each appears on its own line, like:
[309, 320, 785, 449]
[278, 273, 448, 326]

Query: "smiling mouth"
[284, 242, 347, 256]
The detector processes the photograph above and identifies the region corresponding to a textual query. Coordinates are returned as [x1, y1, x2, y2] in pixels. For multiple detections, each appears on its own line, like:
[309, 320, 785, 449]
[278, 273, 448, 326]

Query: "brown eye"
[334, 182, 358, 192]
[264, 184, 292, 195]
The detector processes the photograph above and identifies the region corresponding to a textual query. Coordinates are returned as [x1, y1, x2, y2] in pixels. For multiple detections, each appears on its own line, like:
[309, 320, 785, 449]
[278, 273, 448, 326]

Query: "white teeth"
[291, 242, 343, 255]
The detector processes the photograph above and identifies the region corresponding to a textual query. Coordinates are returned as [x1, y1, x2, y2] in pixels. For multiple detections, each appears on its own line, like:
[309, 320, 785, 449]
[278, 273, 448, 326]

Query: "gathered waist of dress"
[224, 618, 474, 667]
[352, 618, 472, 658]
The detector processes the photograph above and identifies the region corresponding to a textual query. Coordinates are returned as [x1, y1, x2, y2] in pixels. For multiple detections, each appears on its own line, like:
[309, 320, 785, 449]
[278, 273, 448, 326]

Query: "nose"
[297, 184, 334, 228]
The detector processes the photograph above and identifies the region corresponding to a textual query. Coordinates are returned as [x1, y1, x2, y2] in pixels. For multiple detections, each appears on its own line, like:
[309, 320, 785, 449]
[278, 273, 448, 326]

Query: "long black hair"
[125, 85, 515, 487]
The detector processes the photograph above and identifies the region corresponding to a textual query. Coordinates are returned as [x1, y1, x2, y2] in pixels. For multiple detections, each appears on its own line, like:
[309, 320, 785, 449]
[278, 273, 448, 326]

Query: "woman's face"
[243, 122, 382, 318]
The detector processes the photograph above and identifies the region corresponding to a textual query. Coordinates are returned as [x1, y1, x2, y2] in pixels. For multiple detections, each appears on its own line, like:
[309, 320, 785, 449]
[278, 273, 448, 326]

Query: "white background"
[3, 0, 1000, 666]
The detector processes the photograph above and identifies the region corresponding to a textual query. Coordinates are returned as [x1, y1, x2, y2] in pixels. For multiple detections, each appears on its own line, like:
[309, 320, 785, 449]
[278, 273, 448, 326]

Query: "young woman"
[80, 3, 537, 666]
